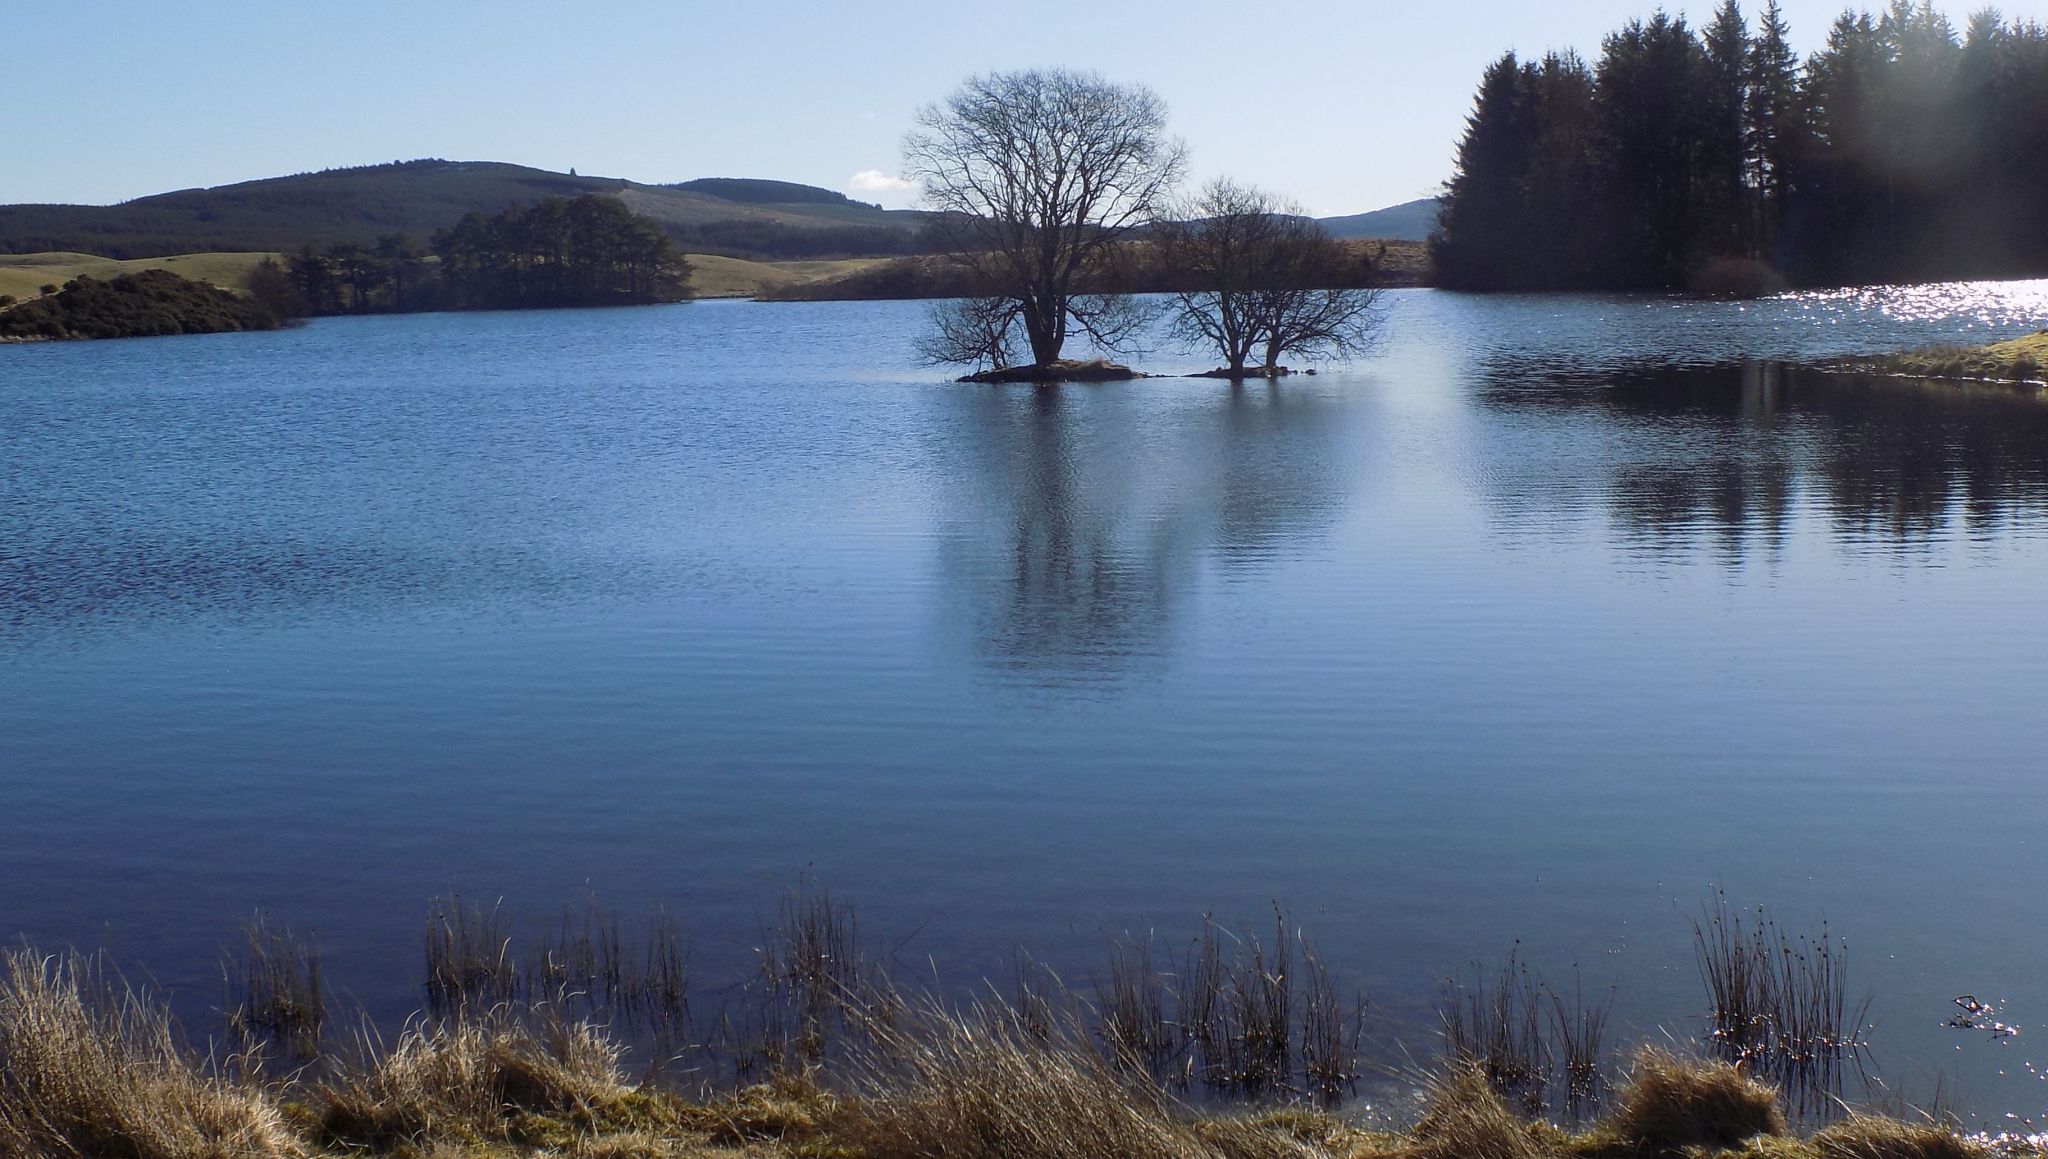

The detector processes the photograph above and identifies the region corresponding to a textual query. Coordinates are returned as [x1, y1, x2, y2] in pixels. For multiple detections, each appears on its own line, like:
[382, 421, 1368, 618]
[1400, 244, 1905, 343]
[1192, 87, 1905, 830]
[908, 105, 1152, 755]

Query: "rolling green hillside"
[0, 160, 928, 261]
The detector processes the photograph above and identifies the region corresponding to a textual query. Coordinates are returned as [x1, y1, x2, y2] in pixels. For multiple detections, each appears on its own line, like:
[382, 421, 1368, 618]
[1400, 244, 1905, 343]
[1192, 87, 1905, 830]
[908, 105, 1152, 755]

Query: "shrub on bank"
[0, 269, 289, 341]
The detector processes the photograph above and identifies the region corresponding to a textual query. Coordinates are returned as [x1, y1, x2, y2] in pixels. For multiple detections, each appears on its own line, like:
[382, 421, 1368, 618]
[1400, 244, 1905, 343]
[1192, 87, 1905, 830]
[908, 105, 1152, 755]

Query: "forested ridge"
[1431, 0, 2048, 291]
[0, 160, 930, 262]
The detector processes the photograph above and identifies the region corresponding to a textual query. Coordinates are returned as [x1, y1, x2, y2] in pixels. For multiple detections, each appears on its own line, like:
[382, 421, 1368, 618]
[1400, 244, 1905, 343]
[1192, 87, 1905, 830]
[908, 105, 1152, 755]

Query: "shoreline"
[0, 932, 2024, 1159]
[0, 887, 2024, 1159]
[1823, 331, 2048, 387]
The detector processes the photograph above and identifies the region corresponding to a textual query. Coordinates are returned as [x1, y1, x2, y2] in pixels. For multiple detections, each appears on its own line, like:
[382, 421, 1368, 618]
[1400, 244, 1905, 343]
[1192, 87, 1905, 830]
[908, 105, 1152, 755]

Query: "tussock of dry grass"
[1194, 1107, 1393, 1159]
[1404, 1067, 1555, 1159]
[1813, 1114, 1989, 1159]
[837, 998, 1233, 1159]
[672, 1073, 839, 1146]
[317, 1008, 628, 1149]
[0, 948, 298, 1159]
[1606, 1048, 1787, 1153]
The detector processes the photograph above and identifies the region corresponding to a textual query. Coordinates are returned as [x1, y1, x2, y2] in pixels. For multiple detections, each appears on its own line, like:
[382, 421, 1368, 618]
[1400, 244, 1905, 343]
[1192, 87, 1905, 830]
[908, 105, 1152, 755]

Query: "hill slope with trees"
[0, 161, 929, 262]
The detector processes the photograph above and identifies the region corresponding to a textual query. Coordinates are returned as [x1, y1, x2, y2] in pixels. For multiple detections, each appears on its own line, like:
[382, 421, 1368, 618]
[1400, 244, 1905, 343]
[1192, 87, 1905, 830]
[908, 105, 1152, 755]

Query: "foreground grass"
[0, 948, 2030, 1159]
[1848, 331, 2048, 385]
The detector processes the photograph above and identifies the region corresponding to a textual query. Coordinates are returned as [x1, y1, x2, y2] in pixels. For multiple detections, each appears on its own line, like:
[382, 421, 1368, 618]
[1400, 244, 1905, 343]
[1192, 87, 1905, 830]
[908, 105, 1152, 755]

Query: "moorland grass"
[0, 887, 2028, 1159]
[0, 944, 2031, 1159]
[1849, 331, 2048, 385]
[0, 251, 280, 303]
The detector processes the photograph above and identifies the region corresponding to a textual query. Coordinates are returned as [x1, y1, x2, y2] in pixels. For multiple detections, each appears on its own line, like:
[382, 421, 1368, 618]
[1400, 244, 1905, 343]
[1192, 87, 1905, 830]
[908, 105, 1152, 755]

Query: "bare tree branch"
[1162, 179, 1386, 377]
[904, 68, 1186, 370]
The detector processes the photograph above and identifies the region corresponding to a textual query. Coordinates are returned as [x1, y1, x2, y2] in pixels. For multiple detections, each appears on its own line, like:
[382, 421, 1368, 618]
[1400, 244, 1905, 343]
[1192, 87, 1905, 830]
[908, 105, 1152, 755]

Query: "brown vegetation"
[1602, 1048, 1788, 1153]
[1842, 331, 2048, 385]
[0, 942, 2034, 1159]
[0, 890, 2029, 1159]
[0, 949, 298, 1159]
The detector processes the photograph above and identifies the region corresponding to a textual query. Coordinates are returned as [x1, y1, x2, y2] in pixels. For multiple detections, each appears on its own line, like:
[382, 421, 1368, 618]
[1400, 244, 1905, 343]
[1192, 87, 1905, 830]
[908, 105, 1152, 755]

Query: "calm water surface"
[4, 285, 2048, 1119]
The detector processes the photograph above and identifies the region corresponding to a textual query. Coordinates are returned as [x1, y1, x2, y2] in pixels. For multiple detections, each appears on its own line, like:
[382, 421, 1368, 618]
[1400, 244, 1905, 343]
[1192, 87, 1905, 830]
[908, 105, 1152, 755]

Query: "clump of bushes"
[0, 269, 291, 341]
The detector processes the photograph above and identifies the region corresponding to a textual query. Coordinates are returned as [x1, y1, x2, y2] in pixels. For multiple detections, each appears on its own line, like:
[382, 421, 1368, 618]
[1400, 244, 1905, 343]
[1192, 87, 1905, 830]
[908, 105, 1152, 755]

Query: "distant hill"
[0, 160, 929, 261]
[1319, 198, 1442, 242]
[670, 178, 878, 209]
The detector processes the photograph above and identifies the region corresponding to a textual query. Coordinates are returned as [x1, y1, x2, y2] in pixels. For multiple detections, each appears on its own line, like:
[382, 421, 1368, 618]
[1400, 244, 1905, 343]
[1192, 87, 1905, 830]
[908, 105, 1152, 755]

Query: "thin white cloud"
[849, 169, 915, 194]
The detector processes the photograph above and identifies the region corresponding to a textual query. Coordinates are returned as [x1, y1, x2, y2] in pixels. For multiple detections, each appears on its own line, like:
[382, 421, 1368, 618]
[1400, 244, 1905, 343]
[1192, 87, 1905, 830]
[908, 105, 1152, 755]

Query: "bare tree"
[1163, 179, 1385, 378]
[904, 68, 1186, 373]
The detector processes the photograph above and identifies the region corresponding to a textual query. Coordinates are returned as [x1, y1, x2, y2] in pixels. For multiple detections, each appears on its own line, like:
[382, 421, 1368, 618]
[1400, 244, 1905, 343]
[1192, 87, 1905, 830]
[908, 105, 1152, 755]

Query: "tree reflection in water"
[1473, 358, 2048, 562]
[936, 383, 1350, 686]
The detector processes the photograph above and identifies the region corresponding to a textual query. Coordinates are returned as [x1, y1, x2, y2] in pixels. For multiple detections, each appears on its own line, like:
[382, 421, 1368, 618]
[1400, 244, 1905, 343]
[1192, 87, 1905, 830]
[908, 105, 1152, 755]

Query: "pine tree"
[1431, 53, 1540, 288]
[1703, 0, 1754, 255]
[1746, 0, 1802, 238]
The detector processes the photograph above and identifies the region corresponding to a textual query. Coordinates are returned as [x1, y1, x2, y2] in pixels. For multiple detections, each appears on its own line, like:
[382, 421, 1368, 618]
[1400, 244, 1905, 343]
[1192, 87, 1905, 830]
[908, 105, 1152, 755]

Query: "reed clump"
[837, 996, 1231, 1159]
[316, 1008, 632, 1149]
[226, 915, 326, 1064]
[1439, 947, 1612, 1121]
[1404, 1067, 1555, 1159]
[1604, 1048, 1788, 1154]
[1694, 893, 1869, 1120]
[1811, 1114, 1990, 1159]
[0, 948, 298, 1159]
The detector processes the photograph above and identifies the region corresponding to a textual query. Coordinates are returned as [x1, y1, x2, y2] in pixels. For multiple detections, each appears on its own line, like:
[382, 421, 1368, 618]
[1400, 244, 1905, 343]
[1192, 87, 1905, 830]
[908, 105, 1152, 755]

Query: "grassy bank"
[1843, 331, 2048, 385]
[0, 945, 2012, 1159]
[682, 254, 891, 299]
[0, 251, 280, 303]
[0, 890, 2022, 1159]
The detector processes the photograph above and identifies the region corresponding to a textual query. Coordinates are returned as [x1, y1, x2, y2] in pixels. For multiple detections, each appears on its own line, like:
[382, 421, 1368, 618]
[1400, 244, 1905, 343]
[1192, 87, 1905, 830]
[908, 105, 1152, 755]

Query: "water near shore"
[4, 283, 2048, 1121]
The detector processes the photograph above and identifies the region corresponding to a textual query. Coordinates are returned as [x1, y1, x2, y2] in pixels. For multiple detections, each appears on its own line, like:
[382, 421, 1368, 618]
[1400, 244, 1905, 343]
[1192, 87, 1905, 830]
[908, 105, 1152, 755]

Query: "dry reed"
[840, 994, 1235, 1159]
[1404, 1066, 1553, 1159]
[0, 948, 297, 1159]
[225, 915, 325, 1064]
[1694, 892, 1871, 1120]
[1606, 1046, 1787, 1152]
[317, 1004, 626, 1149]
[1813, 1113, 1990, 1159]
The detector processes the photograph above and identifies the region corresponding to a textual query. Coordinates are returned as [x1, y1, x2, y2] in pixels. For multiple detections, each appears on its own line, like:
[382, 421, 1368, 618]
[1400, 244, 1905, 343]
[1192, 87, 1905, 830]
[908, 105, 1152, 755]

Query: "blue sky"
[9, 0, 2044, 217]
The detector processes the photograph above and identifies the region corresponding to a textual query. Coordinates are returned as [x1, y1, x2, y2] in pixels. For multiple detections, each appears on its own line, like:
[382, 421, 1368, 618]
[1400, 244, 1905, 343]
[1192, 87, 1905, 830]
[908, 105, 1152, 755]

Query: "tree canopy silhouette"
[433, 195, 690, 310]
[1431, 0, 2048, 291]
